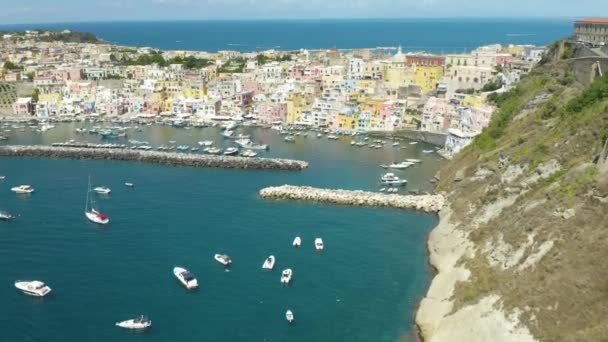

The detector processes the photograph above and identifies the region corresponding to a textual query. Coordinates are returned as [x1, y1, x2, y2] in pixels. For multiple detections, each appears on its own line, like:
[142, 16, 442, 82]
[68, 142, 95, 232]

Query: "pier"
[259, 185, 444, 212]
[0, 145, 309, 171]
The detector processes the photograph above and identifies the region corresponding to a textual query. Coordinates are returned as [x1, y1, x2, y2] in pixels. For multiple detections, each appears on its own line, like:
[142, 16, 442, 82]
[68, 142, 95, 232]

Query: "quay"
[259, 185, 444, 212]
[0, 145, 309, 171]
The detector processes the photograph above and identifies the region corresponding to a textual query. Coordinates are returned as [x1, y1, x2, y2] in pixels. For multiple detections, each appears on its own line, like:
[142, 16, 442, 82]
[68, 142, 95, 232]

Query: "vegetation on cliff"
[430, 41, 608, 341]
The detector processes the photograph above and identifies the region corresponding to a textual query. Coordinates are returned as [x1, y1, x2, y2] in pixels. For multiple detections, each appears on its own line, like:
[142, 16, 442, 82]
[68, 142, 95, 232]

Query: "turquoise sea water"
[0, 18, 573, 52]
[0, 125, 443, 341]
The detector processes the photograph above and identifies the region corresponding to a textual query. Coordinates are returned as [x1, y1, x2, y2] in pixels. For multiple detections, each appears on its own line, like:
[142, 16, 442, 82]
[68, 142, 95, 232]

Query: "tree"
[26, 71, 35, 81]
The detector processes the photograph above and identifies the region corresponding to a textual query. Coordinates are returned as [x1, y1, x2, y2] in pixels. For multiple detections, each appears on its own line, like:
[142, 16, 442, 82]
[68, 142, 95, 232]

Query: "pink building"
[13, 97, 33, 115]
[255, 102, 287, 124]
[495, 54, 514, 66]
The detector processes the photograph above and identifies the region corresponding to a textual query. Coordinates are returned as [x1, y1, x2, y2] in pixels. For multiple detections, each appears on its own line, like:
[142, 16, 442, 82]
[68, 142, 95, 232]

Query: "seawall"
[0, 145, 309, 170]
[259, 185, 444, 212]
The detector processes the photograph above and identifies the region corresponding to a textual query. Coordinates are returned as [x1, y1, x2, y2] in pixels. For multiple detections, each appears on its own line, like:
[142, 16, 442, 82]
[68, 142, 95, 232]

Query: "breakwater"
[0, 145, 308, 170]
[259, 185, 444, 212]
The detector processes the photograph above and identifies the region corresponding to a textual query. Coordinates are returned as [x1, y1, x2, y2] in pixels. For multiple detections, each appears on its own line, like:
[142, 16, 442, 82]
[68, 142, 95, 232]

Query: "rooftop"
[576, 18, 608, 24]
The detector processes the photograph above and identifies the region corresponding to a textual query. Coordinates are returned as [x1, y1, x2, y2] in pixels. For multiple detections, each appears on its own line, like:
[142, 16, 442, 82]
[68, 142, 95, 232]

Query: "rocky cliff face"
[416, 43, 608, 341]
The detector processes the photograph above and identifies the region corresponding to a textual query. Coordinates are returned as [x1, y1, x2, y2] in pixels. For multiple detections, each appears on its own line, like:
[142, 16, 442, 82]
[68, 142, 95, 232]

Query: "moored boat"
[286, 310, 294, 323]
[315, 238, 324, 251]
[292, 236, 301, 247]
[14, 280, 51, 297]
[262, 255, 275, 270]
[11, 185, 34, 194]
[0, 210, 14, 220]
[388, 162, 413, 169]
[93, 186, 111, 195]
[115, 315, 151, 330]
[223, 147, 238, 156]
[214, 254, 232, 266]
[381, 173, 408, 186]
[281, 268, 293, 284]
[173, 267, 198, 289]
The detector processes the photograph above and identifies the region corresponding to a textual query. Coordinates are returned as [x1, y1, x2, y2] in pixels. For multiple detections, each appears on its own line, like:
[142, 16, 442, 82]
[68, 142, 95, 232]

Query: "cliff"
[416, 42, 608, 341]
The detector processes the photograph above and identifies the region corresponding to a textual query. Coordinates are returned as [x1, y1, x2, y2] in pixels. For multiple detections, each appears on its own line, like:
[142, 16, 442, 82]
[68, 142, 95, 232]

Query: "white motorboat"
[284, 136, 295, 143]
[115, 315, 151, 330]
[316, 133, 322, 138]
[262, 255, 275, 270]
[0, 175, 5, 180]
[405, 159, 422, 163]
[379, 188, 386, 192]
[223, 147, 238, 156]
[241, 150, 257, 158]
[315, 238, 324, 251]
[214, 254, 232, 266]
[422, 149, 434, 154]
[198, 140, 214, 147]
[173, 267, 198, 289]
[222, 130, 235, 138]
[388, 162, 413, 169]
[11, 185, 34, 194]
[125, 182, 135, 188]
[327, 134, 339, 140]
[281, 268, 293, 284]
[85, 177, 110, 225]
[392, 142, 400, 146]
[93, 186, 111, 195]
[350, 141, 356, 146]
[409, 141, 418, 145]
[204, 147, 222, 155]
[381, 173, 408, 186]
[293, 237, 301, 247]
[286, 310, 294, 323]
[0, 211, 14, 220]
[14, 280, 51, 297]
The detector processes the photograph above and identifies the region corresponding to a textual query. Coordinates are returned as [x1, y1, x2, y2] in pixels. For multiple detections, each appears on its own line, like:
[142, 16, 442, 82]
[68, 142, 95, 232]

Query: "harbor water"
[0, 124, 443, 341]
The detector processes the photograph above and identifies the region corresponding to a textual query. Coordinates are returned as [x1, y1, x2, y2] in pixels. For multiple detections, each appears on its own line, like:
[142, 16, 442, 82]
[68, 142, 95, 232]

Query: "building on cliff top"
[574, 18, 608, 45]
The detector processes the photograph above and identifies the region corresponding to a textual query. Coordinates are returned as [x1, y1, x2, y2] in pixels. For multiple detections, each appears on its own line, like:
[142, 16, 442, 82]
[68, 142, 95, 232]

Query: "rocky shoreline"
[259, 185, 444, 212]
[0, 145, 309, 170]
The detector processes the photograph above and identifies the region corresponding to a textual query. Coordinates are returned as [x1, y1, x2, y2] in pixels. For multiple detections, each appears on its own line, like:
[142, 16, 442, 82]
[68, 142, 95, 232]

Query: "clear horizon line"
[0, 16, 582, 27]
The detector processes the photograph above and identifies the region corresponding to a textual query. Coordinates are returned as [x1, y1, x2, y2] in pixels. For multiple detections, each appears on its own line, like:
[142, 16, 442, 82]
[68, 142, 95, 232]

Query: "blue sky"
[0, 0, 606, 24]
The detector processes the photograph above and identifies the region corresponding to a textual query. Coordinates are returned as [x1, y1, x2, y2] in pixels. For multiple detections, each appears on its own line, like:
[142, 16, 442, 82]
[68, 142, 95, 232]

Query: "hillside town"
[0, 30, 545, 156]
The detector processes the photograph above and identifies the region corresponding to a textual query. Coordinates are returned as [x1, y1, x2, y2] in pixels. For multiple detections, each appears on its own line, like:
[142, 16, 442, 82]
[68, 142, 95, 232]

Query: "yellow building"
[462, 95, 483, 107]
[286, 92, 309, 124]
[39, 93, 63, 103]
[360, 99, 384, 117]
[337, 114, 357, 130]
[502, 45, 524, 57]
[413, 66, 443, 93]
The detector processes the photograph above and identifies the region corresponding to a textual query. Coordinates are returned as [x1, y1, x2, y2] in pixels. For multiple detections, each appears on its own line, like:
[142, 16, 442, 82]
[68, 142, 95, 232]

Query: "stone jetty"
[0, 145, 308, 171]
[259, 185, 444, 212]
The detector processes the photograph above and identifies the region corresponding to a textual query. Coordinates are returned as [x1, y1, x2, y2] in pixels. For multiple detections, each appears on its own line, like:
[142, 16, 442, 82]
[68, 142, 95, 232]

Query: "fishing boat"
[173, 267, 198, 289]
[85, 178, 110, 225]
[115, 315, 151, 330]
[281, 269, 293, 284]
[286, 310, 294, 323]
[11, 185, 34, 194]
[315, 238, 324, 251]
[262, 255, 275, 270]
[214, 254, 232, 266]
[14, 280, 51, 297]
[223, 147, 238, 156]
[381, 173, 408, 186]
[292, 237, 301, 247]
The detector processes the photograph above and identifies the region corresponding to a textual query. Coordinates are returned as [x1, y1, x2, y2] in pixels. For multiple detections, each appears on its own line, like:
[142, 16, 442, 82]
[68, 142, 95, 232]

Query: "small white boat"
[284, 136, 295, 143]
[350, 141, 356, 146]
[422, 149, 434, 154]
[316, 133, 322, 138]
[381, 173, 408, 186]
[93, 186, 111, 195]
[198, 140, 213, 147]
[293, 237, 301, 247]
[405, 159, 422, 163]
[388, 162, 413, 170]
[379, 188, 386, 192]
[115, 315, 151, 330]
[0, 175, 5, 180]
[214, 254, 232, 266]
[0, 211, 14, 220]
[286, 310, 294, 323]
[14, 280, 51, 297]
[241, 150, 257, 158]
[392, 142, 400, 146]
[11, 185, 34, 194]
[262, 255, 275, 270]
[327, 135, 339, 140]
[204, 147, 222, 155]
[173, 267, 198, 289]
[315, 238, 324, 251]
[223, 147, 238, 156]
[409, 141, 418, 145]
[125, 182, 134, 188]
[281, 268, 293, 284]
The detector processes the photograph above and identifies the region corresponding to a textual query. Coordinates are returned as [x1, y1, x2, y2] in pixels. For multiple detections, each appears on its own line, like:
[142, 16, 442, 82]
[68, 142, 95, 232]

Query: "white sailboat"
[85, 176, 110, 225]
